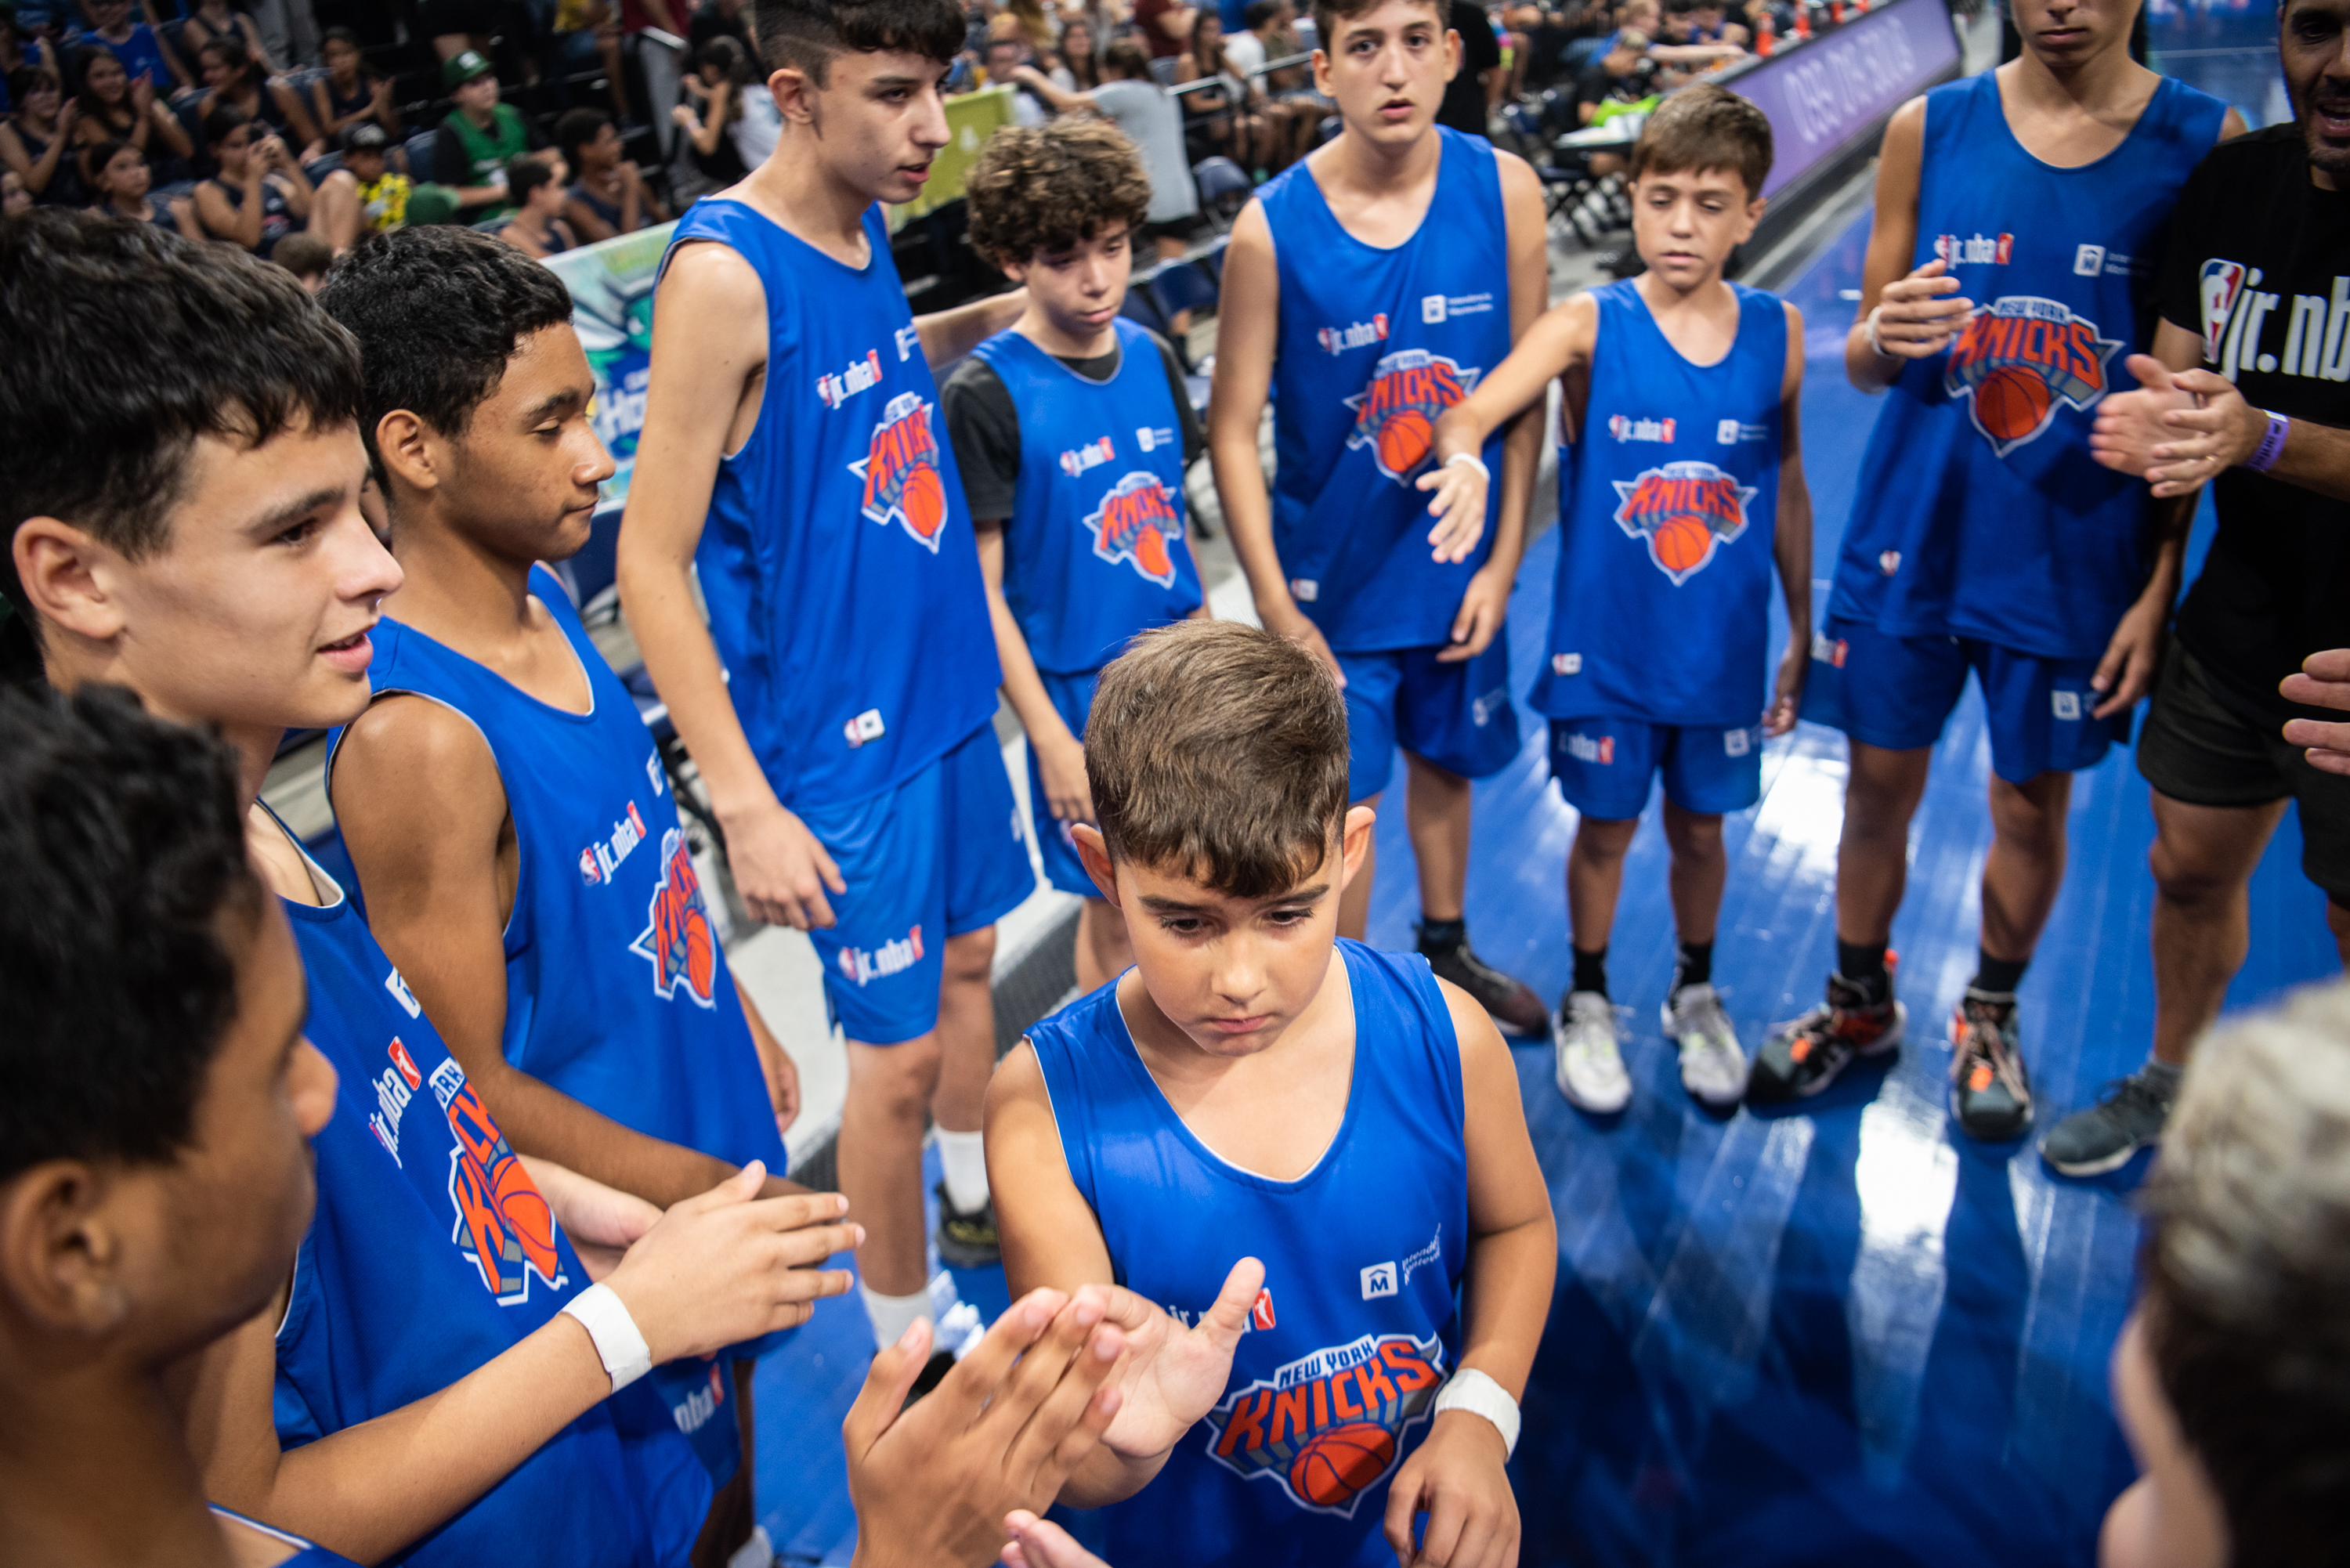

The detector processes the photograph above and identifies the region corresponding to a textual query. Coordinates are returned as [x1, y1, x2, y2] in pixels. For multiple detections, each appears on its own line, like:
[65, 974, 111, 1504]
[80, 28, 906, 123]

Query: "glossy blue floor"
[750, 22, 2337, 1563]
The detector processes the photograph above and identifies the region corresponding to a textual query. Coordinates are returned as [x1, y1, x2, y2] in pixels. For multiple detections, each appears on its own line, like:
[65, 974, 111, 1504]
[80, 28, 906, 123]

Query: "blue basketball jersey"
[1260, 128, 1513, 653]
[338, 569, 786, 1176]
[1029, 941, 1469, 1566]
[664, 199, 1001, 808]
[1532, 280, 1787, 728]
[968, 319, 1202, 674]
[211, 1507, 365, 1567]
[271, 845, 709, 1568]
[1830, 72, 2228, 659]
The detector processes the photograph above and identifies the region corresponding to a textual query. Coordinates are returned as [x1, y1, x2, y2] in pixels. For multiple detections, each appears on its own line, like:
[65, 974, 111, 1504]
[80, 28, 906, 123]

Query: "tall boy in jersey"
[1426, 86, 1812, 1117]
[1209, 0, 1552, 1038]
[1759, 0, 2237, 1140]
[988, 621, 1556, 1568]
[945, 119, 1208, 1000]
[316, 226, 812, 1557]
[617, 0, 1039, 1350]
[2, 211, 860, 1566]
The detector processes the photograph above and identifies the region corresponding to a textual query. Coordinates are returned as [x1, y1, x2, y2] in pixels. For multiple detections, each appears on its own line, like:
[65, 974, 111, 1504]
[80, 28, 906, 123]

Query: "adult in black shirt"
[2042, 0, 2350, 1176]
[1436, 0, 1503, 138]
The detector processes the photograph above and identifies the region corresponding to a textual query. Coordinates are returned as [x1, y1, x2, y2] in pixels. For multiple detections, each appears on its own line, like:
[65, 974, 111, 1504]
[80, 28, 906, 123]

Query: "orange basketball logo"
[631, 827, 720, 1008]
[1084, 472, 1186, 588]
[1378, 409, 1434, 477]
[1972, 365, 2052, 446]
[1347, 349, 1480, 483]
[1206, 1331, 1444, 1516]
[899, 464, 945, 540]
[1611, 462, 1755, 585]
[1943, 295, 2119, 457]
[850, 390, 948, 550]
[1288, 1423, 1397, 1511]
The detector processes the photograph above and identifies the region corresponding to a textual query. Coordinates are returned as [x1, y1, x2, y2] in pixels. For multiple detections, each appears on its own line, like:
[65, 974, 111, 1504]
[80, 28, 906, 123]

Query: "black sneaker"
[2041, 1068, 2174, 1176]
[933, 1182, 1000, 1268]
[1950, 988, 2034, 1140]
[1748, 968, 1906, 1104]
[1418, 924, 1549, 1036]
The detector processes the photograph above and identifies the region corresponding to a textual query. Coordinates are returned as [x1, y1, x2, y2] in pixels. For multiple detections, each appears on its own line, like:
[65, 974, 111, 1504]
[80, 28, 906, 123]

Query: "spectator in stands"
[1435, 0, 1504, 139]
[2099, 982, 2350, 1568]
[689, 0, 754, 53]
[1063, 14, 1104, 88]
[307, 26, 399, 146]
[0, 12, 61, 117]
[1688, 0, 1749, 45]
[989, 20, 1055, 125]
[0, 65, 79, 204]
[273, 227, 331, 287]
[417, 0, 502, 65]
[192, 35, 315, 154]
[77, 0, 189, 92]
[432, 49, 543, 222]
[180, 0, 279, 74]
[192, 103, 319, 258]
[338, 121, 410, 234]
[1017, 40, 1202, 259]
[722, 33, 781, 168]
[1, 169, 29, 217]
[674, 35, 752, 185]
[1133, 0, 1195, 58]
[1008, 0, 1062, 51]
[86, 135, 195, 234]
[1174, 9, 1265, 168]
[498, 151, 579, 255]
[70, 45, 193, 185]
[555, 104, 665, 239]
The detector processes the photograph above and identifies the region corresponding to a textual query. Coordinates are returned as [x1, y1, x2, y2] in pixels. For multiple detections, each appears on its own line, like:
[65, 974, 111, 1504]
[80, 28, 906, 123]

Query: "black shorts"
[1141, 214, 1209, 246]
[2138, 641, 2350, 903]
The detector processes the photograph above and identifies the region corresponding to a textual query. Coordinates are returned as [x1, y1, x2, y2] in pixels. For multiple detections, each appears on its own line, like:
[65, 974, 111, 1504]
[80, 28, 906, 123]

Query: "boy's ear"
[768, 66, 818, 127]
[0, 1162, 133, 1339]
[1000, 255, 1030, 286]
[372, 410, 441, 499]
[1336, 804, 1376, 891]
[1072, 824, 1121, 905]
[13, 517, 127, 649]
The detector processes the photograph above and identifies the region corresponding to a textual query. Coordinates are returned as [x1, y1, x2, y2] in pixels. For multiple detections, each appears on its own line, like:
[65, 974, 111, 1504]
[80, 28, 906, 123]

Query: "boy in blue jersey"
[1762, 0, 2239, 1140]
[619, 0, 1041, 1350]
[1423, 85, 1811, 1114]
[1207, 0, 1553, 1039]
[316, 225, 812, 1561]
[945, 118, 1209, 995]
[989, 620, 1556, 1567]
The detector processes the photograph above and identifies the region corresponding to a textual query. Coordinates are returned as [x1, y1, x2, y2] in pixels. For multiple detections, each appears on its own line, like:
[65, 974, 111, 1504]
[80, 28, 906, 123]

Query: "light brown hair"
[1085, 620, 1352, 898]
[1629, 81, 1773, 201]
[966, 117, 1152, 266]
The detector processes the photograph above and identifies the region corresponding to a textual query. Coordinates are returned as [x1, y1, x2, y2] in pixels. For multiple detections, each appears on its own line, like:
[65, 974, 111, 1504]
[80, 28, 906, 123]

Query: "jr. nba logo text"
[1345, 349, 1478, 482]
[1203, 1331, 1445, 1517]
[851, 391, 948, 550]
[1084, 471, 1183, 587]
[1611, 462, 1754, 584]
[629, 828, 718, 1007]
[1942, 295, 2119, 458]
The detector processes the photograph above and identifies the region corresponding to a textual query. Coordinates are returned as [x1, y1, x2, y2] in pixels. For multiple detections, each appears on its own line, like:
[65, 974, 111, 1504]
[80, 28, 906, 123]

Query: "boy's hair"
[553, 105, 610, 172]
[0, 211, 363, 619]
[752, 0, 966, 86]
[2140, 982, 2350, 1568]
[966, 118, 1151, 266]
[315, 226, 573, 481]
[1309, 0, 1445, 64]
[0, 684, 263, 1182]
[1246, 0, 1283, 28]
[273, 231, 333, 281]
[1102, 38, 1153, 79]
[1629, 81, 1773, 199]
[506, 152, 559, 204]
[1085, 621, 1351, 898]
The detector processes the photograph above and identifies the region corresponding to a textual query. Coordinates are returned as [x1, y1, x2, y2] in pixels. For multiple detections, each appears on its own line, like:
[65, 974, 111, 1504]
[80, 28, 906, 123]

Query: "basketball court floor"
[716, 12, 2334, 1561]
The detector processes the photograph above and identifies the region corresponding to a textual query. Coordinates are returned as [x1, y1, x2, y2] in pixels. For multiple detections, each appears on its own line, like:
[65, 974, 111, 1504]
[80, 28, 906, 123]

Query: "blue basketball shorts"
[1336, 639, 1521, 804]
[1800, 614, 2127, 784]
[795, 721, 1036, 1045]
[1548, 715, 1764, 820]
[1027, 667, 1108, 900]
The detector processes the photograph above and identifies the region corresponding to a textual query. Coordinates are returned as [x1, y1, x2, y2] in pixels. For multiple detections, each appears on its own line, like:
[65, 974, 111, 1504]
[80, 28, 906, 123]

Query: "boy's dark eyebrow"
[243, 484, 348, 540]
[1137, 881, 1332, 912]
[523, 387, 588, 423]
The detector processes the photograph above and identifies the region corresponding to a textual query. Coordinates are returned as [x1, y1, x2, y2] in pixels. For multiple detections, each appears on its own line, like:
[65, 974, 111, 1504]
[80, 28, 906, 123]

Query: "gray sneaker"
[1661, 983, 1749, 1108]
[1554, 990, 1632, 1113]
[2040, 1068, 2175, 1177]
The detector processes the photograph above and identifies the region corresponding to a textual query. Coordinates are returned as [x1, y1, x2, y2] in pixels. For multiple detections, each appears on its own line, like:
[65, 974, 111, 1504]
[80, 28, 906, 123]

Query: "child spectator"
[989, 619, 1556, 1562]
[1425, 85, 1812, 1111]
[1, 168, 30, 217]
[309, 25, 399, 146]
[498, 151, 577, 255]
[180, 0, 278, 74]
[1174, 9, 1267, 169]
[192, 34, 316, 156]
[70, 44, 193, 185]
[555, 103, 665, 240]
[339, 120, 410, 234]
[87, 135, 195, 234]
[192, 103, 319, 258]
[431, 49, 541, 222]
[77, 0, 188, 92]
[945, 118, 1209, 995]
[1014, 41, 1204, 260]
[1062, 13, 1104, 87]
[273, 227, 331, 287]
[673, 34, 752, 186]
[0, 66, 80, 204]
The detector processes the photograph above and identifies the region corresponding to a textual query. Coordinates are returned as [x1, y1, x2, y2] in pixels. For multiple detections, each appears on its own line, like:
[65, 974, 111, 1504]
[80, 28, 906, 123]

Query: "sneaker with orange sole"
[1748, 960, 1906, 1105]
[1948, 988, 2033, 1140]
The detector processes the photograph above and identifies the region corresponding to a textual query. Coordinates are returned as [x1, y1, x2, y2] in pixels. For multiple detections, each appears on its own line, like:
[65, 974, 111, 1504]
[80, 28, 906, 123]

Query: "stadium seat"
[402, 128, 441, 182]
[1191, 156, 1251, 228]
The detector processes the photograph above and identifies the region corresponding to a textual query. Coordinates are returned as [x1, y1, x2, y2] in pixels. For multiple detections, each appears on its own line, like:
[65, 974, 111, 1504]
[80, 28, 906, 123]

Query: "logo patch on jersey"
[838, 923, 925, 986]
[1345, 349, 1479, 483]
[1942, 295, 2120, 458]
[1084, 471, 1184, 587]
[630, 828, 718, 1008]
[1611, 462, 1755, 584]
[850, 391, 949, 550]
[1317, 314, 1389, 354]
[432, 1067, 566, 1304]
[369, 1039, 421, 1167]
[816, 349, 884, 409]
[2198, 259, 2249, 351]
[1812, 631, 1849, 668]
[1607, 414, 1676, 444]
[1563, 730, 1614, 765]
[1204, 1332, 1444, 1517]
[1932, 231, 2012, 267]
[580, 800, 649, 886]
[1059, 434, 1115, 478]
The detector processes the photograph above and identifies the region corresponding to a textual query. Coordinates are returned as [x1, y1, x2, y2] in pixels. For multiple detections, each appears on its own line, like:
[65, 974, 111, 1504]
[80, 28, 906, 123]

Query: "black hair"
[753, 0, 967, 85]
[72, 43, 130, 128]
[7, 63, 60, 110]
[199, 33, 255, 82]
[314, 225, 573, 481]
[553, 104, 611, 172]
[88, 135, 142, 190]
[202, 100, 252, 146]
[0, 684, 265, 1182]
[0, 210, 365, 621]
[506, 151, 558, 202]
[1244, 0, 1282, 27]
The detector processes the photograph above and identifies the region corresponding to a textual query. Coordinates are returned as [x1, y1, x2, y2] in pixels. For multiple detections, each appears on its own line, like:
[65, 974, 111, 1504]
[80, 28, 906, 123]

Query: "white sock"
[936, 1126, 989, 1213]
[861, 1283, 931, 1353]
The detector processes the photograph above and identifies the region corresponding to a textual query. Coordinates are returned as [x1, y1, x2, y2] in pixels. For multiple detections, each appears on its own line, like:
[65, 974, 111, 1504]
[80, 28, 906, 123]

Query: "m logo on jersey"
[1942, 295, 2120, 457]
[1611, 461, 1754, 584]
[1204, 1332, 1444, 1518]
[850, 391, 948, 550]
[432, 1066, 566, 1305]
[630, 828, 718, 1008]
[1084, 471, 1183, 587]
[1345, 349, 1478, 482]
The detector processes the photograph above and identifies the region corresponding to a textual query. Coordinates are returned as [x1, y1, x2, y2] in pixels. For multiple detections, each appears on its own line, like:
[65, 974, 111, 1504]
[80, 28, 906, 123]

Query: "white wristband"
[1444, 450, 1489, 482]
[1431, 1367, 1520, 1456]
[1864, 305, 1892, 359]
[562, 1283, 652, 1393]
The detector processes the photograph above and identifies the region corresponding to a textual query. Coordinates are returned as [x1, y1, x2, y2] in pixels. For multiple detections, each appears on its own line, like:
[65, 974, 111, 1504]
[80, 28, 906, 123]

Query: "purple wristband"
[2246, 410, 2290, 474]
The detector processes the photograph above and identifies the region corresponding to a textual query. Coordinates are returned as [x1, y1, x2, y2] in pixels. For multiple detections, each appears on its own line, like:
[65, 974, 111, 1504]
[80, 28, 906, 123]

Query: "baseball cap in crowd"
[443, 49, 495, 90]
[405, 184, 461, 225]
[341, 121, 389, 154]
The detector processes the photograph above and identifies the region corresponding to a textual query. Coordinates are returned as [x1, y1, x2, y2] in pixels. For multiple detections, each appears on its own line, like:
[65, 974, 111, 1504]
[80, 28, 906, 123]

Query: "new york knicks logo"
[1202, 1331, 1444, 1517]
[1344, 349, 1479, 483]
[850, 390, 948, 550]
[1611, 462, 1754, 584]
[630, 827, 718, 1007]
[435, 1067, 566, 1304]
[1942, 295, 2120, 458]
[1084, 471, 1183, 587]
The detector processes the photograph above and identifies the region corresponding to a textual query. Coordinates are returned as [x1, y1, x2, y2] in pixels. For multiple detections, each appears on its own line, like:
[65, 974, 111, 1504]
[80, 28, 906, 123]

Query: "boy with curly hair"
[945, 117, 1209, 995]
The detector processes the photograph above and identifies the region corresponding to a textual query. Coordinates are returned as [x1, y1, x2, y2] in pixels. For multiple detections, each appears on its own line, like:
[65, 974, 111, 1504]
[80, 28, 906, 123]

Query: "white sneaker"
[1662, 982, 1749, 1108]
[1554, 990, 1632, 1112]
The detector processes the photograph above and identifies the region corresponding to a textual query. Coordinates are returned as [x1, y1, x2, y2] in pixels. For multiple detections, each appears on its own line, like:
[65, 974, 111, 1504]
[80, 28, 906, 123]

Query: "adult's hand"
[2280, 649, 2350, 775]
[2088, 354, 2264, 497]
[847, 1288, 1126, 1568]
